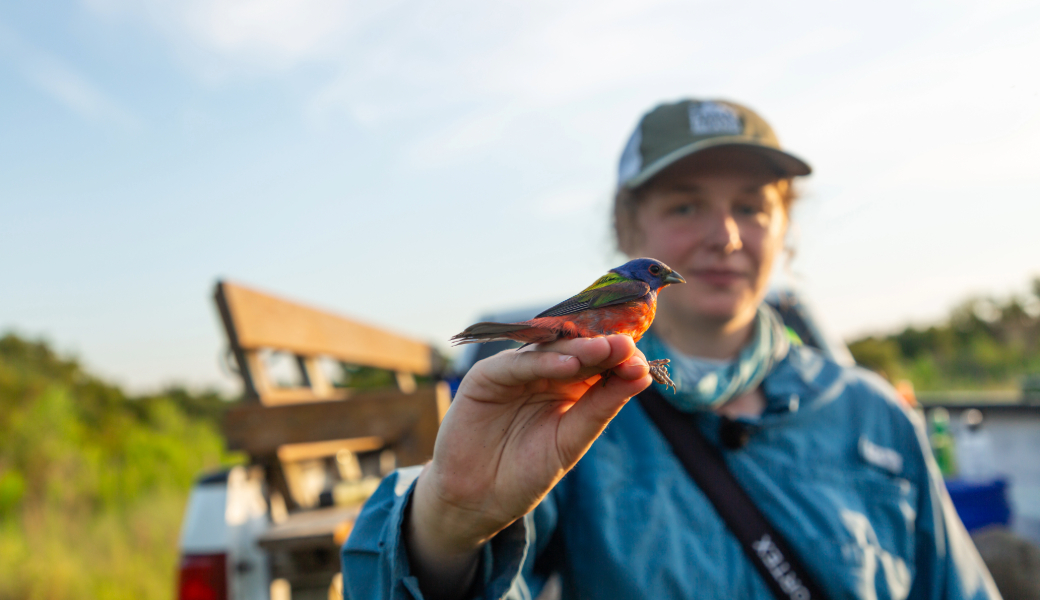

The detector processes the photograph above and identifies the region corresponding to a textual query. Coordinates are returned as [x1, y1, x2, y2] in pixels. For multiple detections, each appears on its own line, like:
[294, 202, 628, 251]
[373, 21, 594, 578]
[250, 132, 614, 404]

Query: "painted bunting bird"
[451, 257, 685, 390]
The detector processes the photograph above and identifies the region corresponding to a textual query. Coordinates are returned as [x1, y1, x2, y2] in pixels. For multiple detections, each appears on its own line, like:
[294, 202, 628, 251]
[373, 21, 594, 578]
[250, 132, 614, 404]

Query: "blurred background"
[1, 0, 1039, 598]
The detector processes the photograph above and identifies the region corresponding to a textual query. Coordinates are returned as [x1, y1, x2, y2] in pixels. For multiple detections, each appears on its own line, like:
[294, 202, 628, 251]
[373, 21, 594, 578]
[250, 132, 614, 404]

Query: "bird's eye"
[649, 265, 661, 275]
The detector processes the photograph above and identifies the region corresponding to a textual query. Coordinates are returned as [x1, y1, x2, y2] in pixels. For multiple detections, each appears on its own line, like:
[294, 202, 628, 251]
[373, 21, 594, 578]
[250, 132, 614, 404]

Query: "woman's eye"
[736, 204, 763, 216]
[668, 202, 696, 216]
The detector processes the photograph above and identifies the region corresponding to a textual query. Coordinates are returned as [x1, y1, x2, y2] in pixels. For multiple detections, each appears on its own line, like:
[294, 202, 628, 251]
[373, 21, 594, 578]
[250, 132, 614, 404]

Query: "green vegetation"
[849, 278, 1040, 391]
[0, 334, 242, 600]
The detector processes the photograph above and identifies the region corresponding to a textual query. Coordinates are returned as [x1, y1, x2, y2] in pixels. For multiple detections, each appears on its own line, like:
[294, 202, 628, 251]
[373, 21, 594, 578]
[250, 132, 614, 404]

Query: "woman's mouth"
[689, 269, 746, 286]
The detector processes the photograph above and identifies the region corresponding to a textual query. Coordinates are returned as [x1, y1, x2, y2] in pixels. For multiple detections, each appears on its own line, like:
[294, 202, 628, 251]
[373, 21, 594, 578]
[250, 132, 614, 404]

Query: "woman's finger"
[556, 368, 652, 466]
[609, 353, 652, 381]
[465, 347, 582, 392]
[458, 335, 644, 404]
[534, 335, 639, 373]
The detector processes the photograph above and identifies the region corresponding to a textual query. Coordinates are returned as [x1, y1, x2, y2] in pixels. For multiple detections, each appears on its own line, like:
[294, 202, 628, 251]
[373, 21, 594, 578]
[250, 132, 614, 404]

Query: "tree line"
[848, 277, 1040, 392]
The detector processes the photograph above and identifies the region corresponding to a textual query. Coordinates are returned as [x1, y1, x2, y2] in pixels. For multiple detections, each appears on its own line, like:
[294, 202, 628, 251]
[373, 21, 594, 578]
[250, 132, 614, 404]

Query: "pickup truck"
[176, 283, 860, 600]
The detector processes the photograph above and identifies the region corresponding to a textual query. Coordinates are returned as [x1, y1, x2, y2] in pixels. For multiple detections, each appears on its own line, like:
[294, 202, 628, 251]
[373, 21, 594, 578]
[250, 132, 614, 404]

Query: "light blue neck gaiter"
[637, 305, 790, 412]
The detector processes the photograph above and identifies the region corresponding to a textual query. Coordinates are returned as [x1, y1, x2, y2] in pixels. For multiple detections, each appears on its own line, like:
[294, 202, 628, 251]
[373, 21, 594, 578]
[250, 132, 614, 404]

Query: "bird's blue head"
[610, 258, 686, 291]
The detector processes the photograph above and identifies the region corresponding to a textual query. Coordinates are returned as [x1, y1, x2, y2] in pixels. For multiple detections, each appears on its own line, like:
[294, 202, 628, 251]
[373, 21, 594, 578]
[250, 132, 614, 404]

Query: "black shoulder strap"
[637, 388, 829, 600]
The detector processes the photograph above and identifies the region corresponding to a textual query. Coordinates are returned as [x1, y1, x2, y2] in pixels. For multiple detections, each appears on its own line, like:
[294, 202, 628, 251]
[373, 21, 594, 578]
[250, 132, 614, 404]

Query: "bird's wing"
[535, 273, 651, 318]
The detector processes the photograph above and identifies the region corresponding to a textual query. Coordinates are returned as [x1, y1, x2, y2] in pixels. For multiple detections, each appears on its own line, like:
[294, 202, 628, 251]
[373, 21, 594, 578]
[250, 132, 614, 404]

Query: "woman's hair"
[612, 178, 798, 255]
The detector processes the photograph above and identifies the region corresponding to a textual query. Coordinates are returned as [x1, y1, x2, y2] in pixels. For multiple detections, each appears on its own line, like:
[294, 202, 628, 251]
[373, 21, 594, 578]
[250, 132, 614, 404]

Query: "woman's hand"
[406, 335, 652, 598]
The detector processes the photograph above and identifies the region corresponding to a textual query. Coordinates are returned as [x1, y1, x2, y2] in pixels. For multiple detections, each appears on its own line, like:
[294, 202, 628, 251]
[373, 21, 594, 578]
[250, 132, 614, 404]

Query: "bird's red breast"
[523, 291, 657, 342]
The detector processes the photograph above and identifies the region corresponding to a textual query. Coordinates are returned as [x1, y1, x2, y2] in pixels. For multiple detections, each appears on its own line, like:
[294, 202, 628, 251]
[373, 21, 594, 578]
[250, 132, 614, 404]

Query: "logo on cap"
[689, 102, 742, 137]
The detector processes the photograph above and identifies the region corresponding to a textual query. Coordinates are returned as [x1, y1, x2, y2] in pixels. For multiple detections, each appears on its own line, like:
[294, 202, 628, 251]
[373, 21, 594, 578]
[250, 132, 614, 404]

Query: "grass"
[0, 334, 242, 600]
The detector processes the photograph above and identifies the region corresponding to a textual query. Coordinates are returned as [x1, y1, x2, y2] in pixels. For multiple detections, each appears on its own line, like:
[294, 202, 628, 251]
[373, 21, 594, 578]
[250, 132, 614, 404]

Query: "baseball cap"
[617, 99, 812, 189]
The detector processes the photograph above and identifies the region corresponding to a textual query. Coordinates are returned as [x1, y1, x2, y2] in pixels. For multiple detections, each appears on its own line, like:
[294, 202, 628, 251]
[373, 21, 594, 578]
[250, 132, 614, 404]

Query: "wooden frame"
[215, 281, 441, 405]
[213, 280, 449, 510]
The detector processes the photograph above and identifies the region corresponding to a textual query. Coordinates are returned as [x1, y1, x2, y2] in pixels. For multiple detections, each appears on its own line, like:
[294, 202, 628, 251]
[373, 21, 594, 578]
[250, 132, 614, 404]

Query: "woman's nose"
[705, 211, 743, 254]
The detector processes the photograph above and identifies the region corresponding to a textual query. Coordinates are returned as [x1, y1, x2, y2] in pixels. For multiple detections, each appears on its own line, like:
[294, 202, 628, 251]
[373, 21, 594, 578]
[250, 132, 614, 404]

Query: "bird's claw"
[599, 359, 675, 393]
[647, 359, 676, 393]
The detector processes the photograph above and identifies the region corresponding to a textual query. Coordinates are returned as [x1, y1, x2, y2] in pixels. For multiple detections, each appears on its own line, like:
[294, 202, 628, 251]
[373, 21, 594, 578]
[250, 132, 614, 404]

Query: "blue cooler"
[945, 478, 1012, 531]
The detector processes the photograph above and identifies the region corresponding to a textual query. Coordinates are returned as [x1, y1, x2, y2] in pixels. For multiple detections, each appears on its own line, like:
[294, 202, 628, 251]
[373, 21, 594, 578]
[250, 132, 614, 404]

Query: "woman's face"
[627, 148, 789, 328]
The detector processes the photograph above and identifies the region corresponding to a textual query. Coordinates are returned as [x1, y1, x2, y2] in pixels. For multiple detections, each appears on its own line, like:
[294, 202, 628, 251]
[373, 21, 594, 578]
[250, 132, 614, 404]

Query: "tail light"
[178, 553, 228, 600]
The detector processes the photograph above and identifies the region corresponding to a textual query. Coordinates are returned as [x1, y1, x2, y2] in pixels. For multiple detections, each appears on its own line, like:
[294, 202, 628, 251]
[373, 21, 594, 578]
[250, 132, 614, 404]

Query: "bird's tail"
[450, 321, 558, 346]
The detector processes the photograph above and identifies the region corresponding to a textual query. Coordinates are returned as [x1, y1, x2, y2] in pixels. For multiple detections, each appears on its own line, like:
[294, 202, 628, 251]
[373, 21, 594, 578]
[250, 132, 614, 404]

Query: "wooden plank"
[258, 505, 361, 549]
[434, 381, 451, 421]
[395, 371, 417, 394]
[260, 506, 353, 584]
[393, 382, 451, 467]
[214, 282, 260, 399]
[219, 281, 433, 375]
[301, 356, 334, 398]
[276, 437, 385, 463]
[257, 386, 351, 406]
[223, 386, 441, 460]
[242, 350, 272, 401]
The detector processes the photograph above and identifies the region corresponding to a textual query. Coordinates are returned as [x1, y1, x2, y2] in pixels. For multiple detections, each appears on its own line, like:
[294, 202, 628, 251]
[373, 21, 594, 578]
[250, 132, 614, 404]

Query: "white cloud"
[179, 0, 351, 64]
[0, 19, 137, 128]
[83, 0, 391, 73]
[29, 58, 138, 128]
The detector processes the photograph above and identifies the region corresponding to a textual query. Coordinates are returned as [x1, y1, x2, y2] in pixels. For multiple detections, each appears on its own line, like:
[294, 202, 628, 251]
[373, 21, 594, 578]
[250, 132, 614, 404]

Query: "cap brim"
[624, 137, 812, 189]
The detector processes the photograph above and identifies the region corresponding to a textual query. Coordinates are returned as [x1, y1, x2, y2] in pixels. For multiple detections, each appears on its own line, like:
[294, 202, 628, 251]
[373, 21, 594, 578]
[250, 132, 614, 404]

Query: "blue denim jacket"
[341, 346, 1000, 600]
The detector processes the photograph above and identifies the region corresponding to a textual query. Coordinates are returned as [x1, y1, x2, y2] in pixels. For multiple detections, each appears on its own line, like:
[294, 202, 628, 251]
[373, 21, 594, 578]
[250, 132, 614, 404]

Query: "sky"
[1, 0, 1039, 394]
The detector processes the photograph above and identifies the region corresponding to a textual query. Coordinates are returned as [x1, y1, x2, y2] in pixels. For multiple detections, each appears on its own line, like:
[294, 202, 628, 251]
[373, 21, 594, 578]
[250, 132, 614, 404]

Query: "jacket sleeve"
[907, 418, 1003, 600]
[340, 465, 561, 600]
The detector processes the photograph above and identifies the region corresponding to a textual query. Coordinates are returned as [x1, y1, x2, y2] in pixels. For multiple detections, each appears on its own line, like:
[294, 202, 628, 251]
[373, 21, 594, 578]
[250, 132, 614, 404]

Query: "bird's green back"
[577, 273, 644, 308]
[535, 272, 650, 318]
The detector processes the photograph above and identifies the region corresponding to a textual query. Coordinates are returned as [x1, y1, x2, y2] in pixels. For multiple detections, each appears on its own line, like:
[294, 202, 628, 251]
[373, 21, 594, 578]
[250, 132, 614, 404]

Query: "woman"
[341, 99, 1000, 600]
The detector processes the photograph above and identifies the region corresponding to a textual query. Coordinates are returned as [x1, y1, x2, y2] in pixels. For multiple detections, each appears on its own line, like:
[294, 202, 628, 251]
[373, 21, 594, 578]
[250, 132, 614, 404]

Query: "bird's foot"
[599, 359, 676, 393]
[647, 359, 676, 393]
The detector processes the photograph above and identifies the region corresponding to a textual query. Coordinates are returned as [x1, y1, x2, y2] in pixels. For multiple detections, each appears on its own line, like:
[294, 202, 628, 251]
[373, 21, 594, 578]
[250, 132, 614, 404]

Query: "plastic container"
[945, 478, 1012, 532]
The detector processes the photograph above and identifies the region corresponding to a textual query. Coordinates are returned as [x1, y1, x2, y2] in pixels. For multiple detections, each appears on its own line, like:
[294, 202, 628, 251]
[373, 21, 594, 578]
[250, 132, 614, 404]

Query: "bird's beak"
[663, 271, 686, 285]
